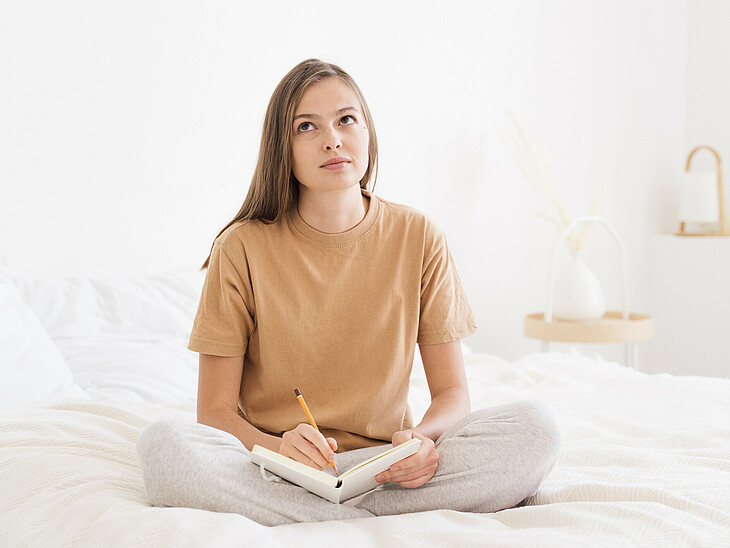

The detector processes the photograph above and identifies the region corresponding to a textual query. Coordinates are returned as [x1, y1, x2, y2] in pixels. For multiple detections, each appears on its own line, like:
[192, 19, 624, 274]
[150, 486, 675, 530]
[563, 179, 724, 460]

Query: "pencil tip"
[294, 388, 301, 397]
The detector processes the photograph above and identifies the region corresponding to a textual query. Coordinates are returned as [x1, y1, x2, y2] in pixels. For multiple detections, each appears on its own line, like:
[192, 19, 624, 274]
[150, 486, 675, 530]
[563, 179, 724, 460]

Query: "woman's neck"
[297, 185, 369, 234]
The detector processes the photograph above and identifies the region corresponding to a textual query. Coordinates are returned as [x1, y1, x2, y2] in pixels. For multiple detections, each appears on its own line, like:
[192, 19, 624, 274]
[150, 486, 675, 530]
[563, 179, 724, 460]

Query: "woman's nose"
[322, 129, 342, 151]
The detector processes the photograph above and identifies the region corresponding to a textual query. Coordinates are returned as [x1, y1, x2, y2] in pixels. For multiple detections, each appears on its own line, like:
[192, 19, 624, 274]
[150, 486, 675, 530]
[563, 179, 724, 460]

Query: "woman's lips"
[320, 161, 350, 170]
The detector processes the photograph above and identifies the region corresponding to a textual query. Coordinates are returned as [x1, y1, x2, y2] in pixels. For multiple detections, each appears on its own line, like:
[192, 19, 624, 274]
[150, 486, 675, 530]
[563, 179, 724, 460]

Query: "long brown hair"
[201, 59, 379, 270]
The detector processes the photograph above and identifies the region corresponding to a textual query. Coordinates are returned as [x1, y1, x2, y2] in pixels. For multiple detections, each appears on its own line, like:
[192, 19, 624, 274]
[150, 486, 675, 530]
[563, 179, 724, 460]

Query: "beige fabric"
[188, 189, 477, 451]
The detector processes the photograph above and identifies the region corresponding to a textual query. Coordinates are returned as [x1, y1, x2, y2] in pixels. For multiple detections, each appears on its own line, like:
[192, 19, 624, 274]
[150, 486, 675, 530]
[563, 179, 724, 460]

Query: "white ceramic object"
[552, 254, 606, 321]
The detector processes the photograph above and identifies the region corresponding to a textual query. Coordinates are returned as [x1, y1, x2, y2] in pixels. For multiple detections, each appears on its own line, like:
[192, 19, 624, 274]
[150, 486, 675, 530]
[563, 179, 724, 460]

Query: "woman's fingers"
[281, 434, 329, 469]
[395, 471, 437, 489]
[280, 424, 336, 470]
[394, 433, 438, 472]
[377, 455, 439, 484]
[391, 447, 438, 474]
[296, 424, 337, 468]
[376, 432, 439, 486]
[396, 456, 439, 483]
[375, 458, 439, 486]
[284, 443, 322, 469]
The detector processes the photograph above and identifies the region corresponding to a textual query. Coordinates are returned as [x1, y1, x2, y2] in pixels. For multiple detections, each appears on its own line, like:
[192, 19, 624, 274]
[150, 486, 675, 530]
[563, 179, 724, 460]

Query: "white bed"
[1, 269, 729, 547]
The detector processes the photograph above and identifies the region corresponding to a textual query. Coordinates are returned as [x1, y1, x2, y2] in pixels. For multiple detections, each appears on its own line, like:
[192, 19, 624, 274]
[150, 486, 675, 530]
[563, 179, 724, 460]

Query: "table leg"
[624, 343, 640, 370]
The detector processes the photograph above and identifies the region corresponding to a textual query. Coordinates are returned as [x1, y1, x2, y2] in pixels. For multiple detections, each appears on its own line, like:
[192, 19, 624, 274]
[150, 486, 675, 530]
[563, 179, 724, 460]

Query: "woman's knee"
[137, 419, 189, 464]
[136, 419, 196, 506]
[517, 399, 561, 436]
[468, 399, 562, 475]
[513, 400, 562, 491]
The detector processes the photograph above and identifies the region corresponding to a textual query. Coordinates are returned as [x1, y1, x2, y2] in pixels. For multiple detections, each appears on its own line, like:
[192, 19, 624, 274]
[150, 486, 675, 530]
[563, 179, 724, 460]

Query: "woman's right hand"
[278, 423, 338, 471]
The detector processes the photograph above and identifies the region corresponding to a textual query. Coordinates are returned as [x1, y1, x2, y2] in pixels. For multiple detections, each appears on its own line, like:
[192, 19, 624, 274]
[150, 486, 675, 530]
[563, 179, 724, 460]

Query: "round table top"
[524, 311, 654, 343]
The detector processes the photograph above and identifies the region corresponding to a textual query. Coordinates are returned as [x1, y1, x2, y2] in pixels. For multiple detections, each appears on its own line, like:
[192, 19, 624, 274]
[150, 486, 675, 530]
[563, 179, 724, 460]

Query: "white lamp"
[677, 145, 728, 237]
[678, 171, 718, 222]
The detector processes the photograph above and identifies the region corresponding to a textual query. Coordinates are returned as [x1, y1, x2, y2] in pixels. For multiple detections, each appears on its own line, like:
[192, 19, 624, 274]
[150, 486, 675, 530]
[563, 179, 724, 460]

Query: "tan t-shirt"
[188, 189, 477, 452]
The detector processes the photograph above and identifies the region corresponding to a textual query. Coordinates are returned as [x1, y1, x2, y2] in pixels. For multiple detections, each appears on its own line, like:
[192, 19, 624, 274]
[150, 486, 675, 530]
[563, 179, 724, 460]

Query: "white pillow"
[13, 270, 206, 341]
[12, 269, 205, 404]
[0, 273, 88, 409]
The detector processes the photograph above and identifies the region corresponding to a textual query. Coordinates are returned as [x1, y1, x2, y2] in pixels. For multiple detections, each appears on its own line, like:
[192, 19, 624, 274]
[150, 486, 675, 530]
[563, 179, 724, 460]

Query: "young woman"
[137, 59, 561, 526]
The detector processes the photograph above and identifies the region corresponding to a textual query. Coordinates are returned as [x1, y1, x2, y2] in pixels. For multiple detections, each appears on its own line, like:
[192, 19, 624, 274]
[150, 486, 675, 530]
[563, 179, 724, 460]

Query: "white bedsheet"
[2, 350, 729, 547]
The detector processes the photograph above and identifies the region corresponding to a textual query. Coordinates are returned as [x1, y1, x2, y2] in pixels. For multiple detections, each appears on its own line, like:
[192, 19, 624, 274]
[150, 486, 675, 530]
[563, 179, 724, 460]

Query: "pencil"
[294, 388, 338, 474]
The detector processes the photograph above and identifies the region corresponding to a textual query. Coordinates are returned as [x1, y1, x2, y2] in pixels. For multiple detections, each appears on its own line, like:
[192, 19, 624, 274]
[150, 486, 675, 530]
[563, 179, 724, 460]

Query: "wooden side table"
[524, 311, 654, 368]
[526, 216, 654, 369]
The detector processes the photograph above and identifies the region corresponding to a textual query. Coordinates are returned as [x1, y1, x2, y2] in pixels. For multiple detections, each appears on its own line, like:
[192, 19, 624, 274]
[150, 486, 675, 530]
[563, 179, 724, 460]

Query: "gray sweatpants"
[136, 400, 561, 527]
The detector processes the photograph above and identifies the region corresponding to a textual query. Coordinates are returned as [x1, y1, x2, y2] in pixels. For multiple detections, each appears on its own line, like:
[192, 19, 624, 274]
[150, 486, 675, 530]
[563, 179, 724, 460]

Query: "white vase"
[552, 254, 606, 321]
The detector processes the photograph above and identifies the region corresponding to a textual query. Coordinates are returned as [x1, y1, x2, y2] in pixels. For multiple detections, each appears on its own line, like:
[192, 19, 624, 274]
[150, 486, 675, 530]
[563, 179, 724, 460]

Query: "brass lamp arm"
[684, 145, 727, 236]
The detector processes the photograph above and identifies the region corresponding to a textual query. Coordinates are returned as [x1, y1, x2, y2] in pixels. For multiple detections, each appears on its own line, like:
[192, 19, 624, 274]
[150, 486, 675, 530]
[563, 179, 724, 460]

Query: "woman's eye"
[297, 116, 355, 133]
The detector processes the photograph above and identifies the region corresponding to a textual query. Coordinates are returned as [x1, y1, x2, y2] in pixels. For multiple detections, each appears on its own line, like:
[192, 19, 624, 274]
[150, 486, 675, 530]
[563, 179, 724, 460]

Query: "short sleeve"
[187, 241, 255, 357]
[417, 220, 477, 345]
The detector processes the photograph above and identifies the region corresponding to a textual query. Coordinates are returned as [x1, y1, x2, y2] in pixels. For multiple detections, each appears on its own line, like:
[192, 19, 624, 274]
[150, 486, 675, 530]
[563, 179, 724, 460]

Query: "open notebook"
[250, 438, 421, 504]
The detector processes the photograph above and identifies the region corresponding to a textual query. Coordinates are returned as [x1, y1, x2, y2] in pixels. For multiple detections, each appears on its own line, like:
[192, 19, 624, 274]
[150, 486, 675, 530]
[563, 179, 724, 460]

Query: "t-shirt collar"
[288, 188, 380, 247]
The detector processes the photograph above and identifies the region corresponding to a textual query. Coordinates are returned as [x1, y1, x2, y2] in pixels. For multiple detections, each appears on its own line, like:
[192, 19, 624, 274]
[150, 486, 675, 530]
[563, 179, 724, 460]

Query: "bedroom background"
[0, 0, 727, 377]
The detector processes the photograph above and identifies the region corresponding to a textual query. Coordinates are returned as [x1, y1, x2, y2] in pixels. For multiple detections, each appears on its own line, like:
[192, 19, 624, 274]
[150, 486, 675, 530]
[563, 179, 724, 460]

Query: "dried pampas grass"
[502, 111, 606, 254]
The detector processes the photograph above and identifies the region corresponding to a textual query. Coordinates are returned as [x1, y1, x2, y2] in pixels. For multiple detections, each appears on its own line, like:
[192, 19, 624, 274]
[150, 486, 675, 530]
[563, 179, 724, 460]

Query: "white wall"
[686, 0, 730, 177]
[0, 1, 694, 367]
[640, 0, 730, 378]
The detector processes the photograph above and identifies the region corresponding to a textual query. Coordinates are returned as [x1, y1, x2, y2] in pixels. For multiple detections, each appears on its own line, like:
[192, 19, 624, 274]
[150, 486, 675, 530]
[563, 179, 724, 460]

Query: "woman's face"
[291, 77, 369, 193]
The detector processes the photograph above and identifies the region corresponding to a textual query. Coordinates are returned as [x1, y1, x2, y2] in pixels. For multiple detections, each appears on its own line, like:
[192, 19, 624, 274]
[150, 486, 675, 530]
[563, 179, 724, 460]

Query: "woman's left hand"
[375, 430, 439, 488]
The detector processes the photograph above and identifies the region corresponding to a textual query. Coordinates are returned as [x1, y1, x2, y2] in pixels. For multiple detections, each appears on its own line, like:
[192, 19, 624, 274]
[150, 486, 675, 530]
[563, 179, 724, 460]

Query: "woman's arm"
[196, 353, 281, 451]
[376, 339, 470, 488]
[196, 353, 337, 470]
[412, 339, 471, 439]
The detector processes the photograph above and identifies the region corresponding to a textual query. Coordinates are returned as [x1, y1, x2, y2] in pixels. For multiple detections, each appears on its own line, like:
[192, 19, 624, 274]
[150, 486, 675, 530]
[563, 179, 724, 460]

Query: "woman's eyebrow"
[293, 106, 359, 121]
